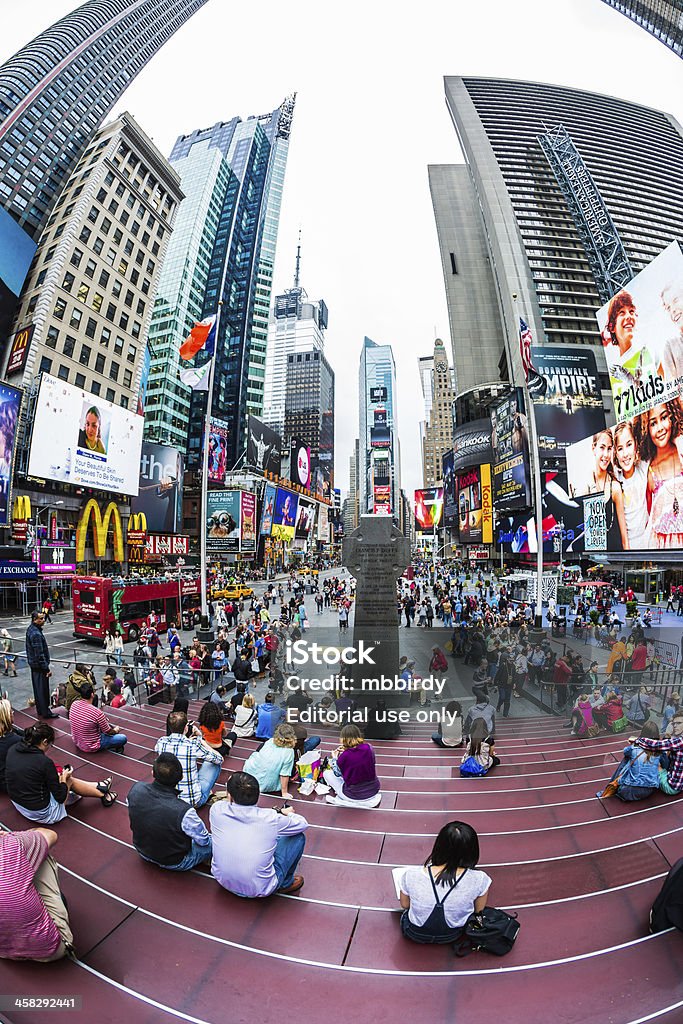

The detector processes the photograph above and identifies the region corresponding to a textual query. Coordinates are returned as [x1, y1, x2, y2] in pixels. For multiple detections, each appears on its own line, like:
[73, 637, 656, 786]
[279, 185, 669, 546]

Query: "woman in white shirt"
[400, 821, 491, 943]
[232, 693, 257, 738]
[113, 631, 124, 666]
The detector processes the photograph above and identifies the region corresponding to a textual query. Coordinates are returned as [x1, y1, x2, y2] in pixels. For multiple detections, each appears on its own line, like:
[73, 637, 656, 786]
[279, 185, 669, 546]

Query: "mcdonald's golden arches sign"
[76, 499, 124, 562]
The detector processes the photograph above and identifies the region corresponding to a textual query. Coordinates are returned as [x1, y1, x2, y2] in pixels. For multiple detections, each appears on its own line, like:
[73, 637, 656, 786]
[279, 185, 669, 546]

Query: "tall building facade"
[600, 1, 683, 59]
[441, 77, 683, 397]
[421, 338, 455, 487]
[175, 98, 295, 466]
[263, 266, 329, 437]
[143, 143, 232, 447]
[358, 336, 400, 519]
[284, 348, 335, 494]
[0, 0, 207, 242]
[3, 111, 182, 411]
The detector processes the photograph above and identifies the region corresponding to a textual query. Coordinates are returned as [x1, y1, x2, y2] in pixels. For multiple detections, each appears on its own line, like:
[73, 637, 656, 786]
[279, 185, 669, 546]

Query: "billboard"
[317, 502, 329, 543]
[0, 206, 38, 345]
[208, 419, 229, 484]
[271, 487, 298, 541]
[28, 374, 143, 495]
[290, 438, 311, 489]
[6, 323, 34, 377]
[247, 415, 281, 477]
[374, 485, 391, 515]
[452, 419, 494, 472]
[600, 241, 683, 421]
[370, 407, 391, 448]
[0, 382, 21, 528]
[442, 449, 457, 527]
[490, 391, 531, 511]
[206, 490, 241, 553]
[130, 441, 184, 534]
[414, 488, 444, 532]
[295, 498, 316, 538]
[260, 482, 277, 536]
[457, 466, 493, 545]
[145, 534, 190, 560]
[240, 491, 257, 552]
[583, 495, 607, 551]
[529, 347, 606, 455]
[370, 386, 387, 403]
[497, 469, 585, 555]
[37, 546, 77, 575]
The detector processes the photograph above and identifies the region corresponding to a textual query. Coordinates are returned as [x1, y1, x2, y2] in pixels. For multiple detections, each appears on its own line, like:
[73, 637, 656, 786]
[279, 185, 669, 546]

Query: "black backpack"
[650, 858, 683, 933]
[454, 908, 520, 957]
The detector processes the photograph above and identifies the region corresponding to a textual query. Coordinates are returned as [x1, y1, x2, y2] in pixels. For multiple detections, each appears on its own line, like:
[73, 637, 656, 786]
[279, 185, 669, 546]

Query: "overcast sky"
[4, 2, 683, 499]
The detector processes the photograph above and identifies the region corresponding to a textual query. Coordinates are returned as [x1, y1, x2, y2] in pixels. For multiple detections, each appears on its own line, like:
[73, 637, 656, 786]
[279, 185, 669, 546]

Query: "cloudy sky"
[4, 1, 683, 498]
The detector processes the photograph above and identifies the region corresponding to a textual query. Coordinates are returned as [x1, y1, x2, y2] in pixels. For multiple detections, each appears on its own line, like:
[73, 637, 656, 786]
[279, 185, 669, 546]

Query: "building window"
[105, 303, 117, 322]
[79, 345, 91, 366]
[76, 283, 89, 303]
[114, 336, 124, 356]
[79, 226, 91, 244]
[91, 293, 103, 313]
[110, 361, 119, 382]
[39, 356, 53, 374]
[127, 343, 137, 363]
[85, 317, 97, 339]
[54, 299, 67, 320]
[57, 365, 69, 381]
[119, 313, 129, 331]
[62, 272, 75, 292]
[87, 205, 98, 224]
[84, 259, 96, 279]
[91, 380, 101, 396]
[120, 396, 129, 409]
[100, 327, 111, 348]
[105, 388, 115, 403]
[69, 308, 82, 329]
[123, 369, 132, 387]
[45, 326, 59, 349]
[95, 354, 106, 373]
[63, 336, 75, 357]
[75, 372, 86, 389]
[98, 269, 110, 288]
[70, 248, 83, 268]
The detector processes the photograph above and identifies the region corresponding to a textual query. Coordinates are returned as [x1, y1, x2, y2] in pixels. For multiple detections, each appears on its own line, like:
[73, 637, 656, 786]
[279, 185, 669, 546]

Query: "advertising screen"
[206, 490, 241, 553]
[497, 470, 585, 555]
[529, 347, 606, 455]
[208, 419, 229, 484]
[6, 324, 34, 378]
[130, 441, 184, 534]
[0, 382, 21, 529]
[247, 415, 281, 477]
[272, 487, 299, 541]
[583, 495, 607, 551]
[456, 466, 493, 545]
[490, 391, 531, 511]
[370, 386, 387, 403]
[442, 449, 457, 526]
[599, 241, 683, 421]
[414, 488, 444, 532]
[370, 407, 391, 448]
[290, 438, 311, 489]
[240, 492, 257, 552]
[28, 375, 143, 495]
[295, 498, 316, 538]
[317, 502, 329, 543]
[0, 206, 37, 345]
[260, 482, 277, 536]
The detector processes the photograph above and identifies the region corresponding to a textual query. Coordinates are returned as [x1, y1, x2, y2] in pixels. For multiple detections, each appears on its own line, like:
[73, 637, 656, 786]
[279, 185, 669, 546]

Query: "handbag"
[454, 907, 520, 957]
[611, 715, 628, 733]
[460, 756, 489, 778]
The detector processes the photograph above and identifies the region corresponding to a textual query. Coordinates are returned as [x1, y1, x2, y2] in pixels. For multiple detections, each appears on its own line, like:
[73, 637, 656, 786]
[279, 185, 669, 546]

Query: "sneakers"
[278, 874, 304, 895]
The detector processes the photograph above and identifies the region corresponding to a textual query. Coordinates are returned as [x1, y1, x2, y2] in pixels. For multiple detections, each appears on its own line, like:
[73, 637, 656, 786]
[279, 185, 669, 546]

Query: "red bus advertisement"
[73, 576, 201, 642]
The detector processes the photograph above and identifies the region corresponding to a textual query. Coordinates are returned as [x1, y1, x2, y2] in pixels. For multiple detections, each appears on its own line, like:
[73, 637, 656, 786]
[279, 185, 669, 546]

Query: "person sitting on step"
[69, 684, 128, 754]
[243, 723, 297, 799]
[462, 717, 500, 774]
[431, 700, 464, 748]
[399, 821, 491, 944]
[597, 720, 662, 801]
[322, 724, 381, 808]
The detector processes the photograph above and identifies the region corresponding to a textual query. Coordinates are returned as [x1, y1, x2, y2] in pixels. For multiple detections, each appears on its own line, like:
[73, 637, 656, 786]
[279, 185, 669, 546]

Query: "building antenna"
[294, 228, 302, 289]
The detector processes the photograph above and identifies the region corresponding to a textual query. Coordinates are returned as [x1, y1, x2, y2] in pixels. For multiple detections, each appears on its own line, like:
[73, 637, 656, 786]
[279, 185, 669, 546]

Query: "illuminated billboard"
[497, 470, 585, 556]
[0, 383, 22, 528]
[414, 488, 444, 532]
[290, 438, 311, 489]
[456, 466, 492, 545]
[247, 415, 281, 477]
[442, 449, 457, 526]
[0, 206, 37, 345]
[206, 490, 241, 554]
[295, 498, 316, 538]
[272, 487, 299, 541]
[240, 492, 257, 552]
[130, 441, 184, 534]
[529, 347, 606, 455]
[28, 374, 143, 495]
[208, 419, 229, 484]
[490, 390, 531, 511]
[260, 482, 277, 536]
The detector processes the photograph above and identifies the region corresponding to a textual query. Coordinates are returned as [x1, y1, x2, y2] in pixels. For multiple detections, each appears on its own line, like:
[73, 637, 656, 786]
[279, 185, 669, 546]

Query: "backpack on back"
[650, 858, 683, 933]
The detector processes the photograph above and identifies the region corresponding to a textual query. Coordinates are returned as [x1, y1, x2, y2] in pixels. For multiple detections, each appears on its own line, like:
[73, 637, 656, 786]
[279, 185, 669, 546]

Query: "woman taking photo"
[322, 724, 381, 808]
[399, 821, 491, 944]
[5, 722, 116, 823]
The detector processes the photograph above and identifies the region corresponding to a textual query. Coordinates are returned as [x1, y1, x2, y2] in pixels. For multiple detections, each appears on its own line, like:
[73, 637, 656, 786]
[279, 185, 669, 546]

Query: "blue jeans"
[272, 832, 306, 890]
[196, 760, 222, 807]
[303, 736, 321, 753]
[141, 838, 213, 871]
[443, 613, 453, 628]
[99, 731, 127, 750]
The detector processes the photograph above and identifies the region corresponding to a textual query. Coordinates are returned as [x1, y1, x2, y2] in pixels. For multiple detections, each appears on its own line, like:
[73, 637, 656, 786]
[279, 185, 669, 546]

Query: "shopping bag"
[297, 750, 322, 781]
[250, 658, 260, 674]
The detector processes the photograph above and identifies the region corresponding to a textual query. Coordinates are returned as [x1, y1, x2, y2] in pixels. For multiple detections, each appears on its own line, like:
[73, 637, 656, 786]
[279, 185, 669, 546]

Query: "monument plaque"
[342, 515, 410, 737]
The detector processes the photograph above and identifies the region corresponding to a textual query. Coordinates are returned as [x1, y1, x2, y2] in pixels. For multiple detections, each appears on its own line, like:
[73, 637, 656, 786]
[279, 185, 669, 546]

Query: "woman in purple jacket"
[322, 724, 381, 808]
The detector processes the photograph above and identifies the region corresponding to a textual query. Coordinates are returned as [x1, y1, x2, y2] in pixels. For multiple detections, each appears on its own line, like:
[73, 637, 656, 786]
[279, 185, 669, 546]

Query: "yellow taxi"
[211, 584, 254, 600]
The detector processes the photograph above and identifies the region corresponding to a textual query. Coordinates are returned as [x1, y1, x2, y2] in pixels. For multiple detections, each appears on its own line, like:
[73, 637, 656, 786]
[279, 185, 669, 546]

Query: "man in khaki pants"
[0, 828, 74, 961]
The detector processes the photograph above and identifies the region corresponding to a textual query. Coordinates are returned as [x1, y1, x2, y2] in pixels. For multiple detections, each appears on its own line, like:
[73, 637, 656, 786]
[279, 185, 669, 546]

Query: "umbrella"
[575, 580, 610, 588]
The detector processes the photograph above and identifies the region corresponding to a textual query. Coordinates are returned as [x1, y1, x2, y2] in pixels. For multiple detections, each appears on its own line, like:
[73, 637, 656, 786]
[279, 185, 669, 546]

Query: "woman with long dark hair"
[399, 821, 491, 943]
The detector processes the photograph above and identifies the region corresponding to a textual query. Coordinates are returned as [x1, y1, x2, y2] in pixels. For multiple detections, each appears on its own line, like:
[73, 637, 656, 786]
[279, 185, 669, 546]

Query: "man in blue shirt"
[255, 693, 285, 739]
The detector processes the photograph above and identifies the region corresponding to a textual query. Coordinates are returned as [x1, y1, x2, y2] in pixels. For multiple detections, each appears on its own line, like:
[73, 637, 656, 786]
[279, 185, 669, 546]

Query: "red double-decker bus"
[72, 576, 201, 642]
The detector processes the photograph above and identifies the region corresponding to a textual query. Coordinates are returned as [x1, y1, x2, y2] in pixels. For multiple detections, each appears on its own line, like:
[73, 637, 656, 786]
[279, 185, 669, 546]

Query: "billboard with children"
[599, 240, 683, 421]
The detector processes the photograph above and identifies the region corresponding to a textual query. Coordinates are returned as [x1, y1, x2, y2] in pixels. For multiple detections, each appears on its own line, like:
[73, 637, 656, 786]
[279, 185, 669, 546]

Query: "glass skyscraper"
[600, 1, 683, 59]
[358, 337, 400, 519]
[176, 97, 295, 467]
[0, 0, 209, 241]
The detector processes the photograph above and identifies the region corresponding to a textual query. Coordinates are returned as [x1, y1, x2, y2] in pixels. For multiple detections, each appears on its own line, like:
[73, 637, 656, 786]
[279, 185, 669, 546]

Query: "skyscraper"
[420, 339, 455, 487]
[440, 77, 683, 397]
[284, 348, 335, 498]
[0, 0, 208, 241]
[176, 98, 295, 466]
[600, 1, 683, 59]
[358, 337, 400, 519]
[263, 270, 329, 439]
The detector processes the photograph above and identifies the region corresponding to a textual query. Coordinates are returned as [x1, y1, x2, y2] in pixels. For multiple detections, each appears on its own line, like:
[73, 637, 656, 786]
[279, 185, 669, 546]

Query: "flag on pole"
[179, 315, 216, 361]
[519, 317, 548, 398]
[179, 360, 212, 391]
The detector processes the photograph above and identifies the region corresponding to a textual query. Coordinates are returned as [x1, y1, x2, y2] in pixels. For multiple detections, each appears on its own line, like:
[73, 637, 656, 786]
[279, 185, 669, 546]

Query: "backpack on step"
[650, 858, 683, 933]
[454, 907, 520, 956]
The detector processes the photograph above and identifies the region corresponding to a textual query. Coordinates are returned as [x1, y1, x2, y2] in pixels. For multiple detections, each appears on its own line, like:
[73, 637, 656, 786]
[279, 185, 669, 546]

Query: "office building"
[440, 77, 683, 395]
[0, 0, 207, 243]
[600, 1, 683, 59]
[283, 347, 335, 495]
[3, 111, 182, 410]
[171, 97, 295, 466]
[359, 336, 400, 518]
[345, 438, 360, 532]
[421, 338, 455, 487]
[263, 249, 329, 437]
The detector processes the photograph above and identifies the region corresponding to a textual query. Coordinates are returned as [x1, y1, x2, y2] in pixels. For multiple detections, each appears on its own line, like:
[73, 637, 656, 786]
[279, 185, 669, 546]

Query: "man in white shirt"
[210, 771, 308, 897]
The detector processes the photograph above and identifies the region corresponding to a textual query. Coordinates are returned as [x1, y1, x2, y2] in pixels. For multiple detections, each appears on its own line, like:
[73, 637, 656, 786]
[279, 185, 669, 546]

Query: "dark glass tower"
[600, 1, 683, 59]
[0, 0, 209, 241]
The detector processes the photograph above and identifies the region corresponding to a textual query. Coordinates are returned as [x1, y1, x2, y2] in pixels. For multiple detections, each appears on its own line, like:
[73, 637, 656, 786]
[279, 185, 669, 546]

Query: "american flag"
[519, 317, 547, 397]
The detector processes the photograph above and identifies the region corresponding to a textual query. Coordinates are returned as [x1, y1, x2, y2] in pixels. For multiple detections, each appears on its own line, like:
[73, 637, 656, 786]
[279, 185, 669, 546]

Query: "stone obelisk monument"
[342, 515, 411, 738]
